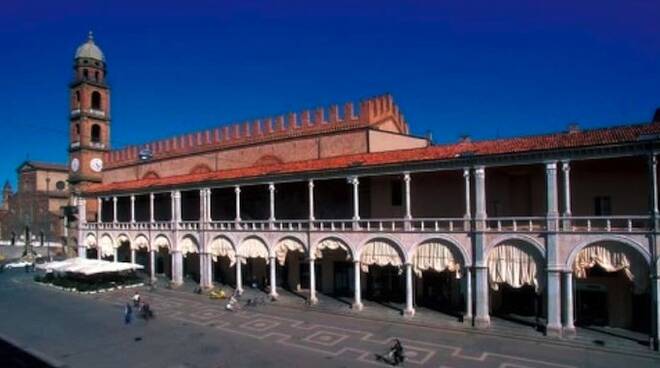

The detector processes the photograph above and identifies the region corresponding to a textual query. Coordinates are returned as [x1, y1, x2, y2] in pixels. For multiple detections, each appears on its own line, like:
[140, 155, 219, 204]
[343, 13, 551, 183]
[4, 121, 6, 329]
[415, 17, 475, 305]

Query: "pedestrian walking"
[132, 291, 141, 307]
[124, 303, 132, 324]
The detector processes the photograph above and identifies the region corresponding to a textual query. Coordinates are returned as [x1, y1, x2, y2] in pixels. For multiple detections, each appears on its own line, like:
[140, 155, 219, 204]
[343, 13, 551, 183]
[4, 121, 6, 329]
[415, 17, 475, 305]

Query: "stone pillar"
[113, 247, 118, 263]
[562, 272, 576, 337]
[234, 186, 242, 223]
[97, 197, 102, 223]
[464, 267, 473, 324]
[403, 172, 412, 220]
[174, 191, 182, 223]
[149, 193, 155, 223]
[130, 195, 136, 223]
[349, 176, 360, 229]
[77, 197, 87, 258]
[199, 189, 206, 225]
[149, 249, 156, 282]
[308, 180, 315, 221]
[200, 252, 213, 289]
[404, 263, 415, 316]
[97, 247, 102, 260]
[463, 168, 471, 231]
[561, 161, 572, 230]
[205, 188, 212, 222]
[353, 260, 363, 310]
[546, 162, 562, 337]
[269, 256, 278, 299]
[235, 257, 243, 294]
[650, 155, 659, 230]
[112, 196, 118, 223]
[268, 183, 276, 227]
[309, 258, 318, 304]
[130, 249, 136, 264]
[171, 250, 183, 286]
[473, 167, 490, 328]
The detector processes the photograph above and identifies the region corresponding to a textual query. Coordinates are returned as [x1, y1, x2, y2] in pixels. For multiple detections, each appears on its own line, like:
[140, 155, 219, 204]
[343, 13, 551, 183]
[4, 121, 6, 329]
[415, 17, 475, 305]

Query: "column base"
[462, 314, 473, 326]
[403, 308, 415, 318]
[308, 296, 318, 305]
[474, 315, 490, 329]
[236, 288, 243, 296]
[562, 326, 576, 339]
[546, 324, 563, 338]
[170, 281, 183, 288]
[352, 302, 363, 311]
[270, 293, 279, 301]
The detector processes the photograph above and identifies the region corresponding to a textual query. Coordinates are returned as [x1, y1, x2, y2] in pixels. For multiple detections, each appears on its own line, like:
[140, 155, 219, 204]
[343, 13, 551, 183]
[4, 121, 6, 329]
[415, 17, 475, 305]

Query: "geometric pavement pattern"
[94, 289, 577, 368]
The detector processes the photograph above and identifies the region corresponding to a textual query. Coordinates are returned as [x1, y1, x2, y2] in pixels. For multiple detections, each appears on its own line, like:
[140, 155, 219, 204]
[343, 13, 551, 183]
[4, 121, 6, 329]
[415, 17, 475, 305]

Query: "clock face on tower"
[90, 158, 104, 172]
[71, 158, 80, 172]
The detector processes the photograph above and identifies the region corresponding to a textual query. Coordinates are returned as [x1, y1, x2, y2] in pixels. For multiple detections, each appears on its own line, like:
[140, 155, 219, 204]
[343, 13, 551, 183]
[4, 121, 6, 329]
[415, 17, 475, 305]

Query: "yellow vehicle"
[209, 289, 226, 300]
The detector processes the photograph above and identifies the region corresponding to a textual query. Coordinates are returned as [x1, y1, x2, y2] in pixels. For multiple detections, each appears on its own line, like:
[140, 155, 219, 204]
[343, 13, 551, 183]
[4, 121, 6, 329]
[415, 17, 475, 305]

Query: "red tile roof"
[84, 122, 660, 195]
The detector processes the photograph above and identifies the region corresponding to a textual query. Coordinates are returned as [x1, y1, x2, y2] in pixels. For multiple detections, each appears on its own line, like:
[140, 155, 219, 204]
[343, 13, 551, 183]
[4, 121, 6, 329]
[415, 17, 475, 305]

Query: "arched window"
[83, 69, 89, 79]
[94, 71, 99, 81]
[91, 124, 101, 143]
[75, 91, 80, 103]
[91, 91, 102, 110]
[75, 123, 80, 136]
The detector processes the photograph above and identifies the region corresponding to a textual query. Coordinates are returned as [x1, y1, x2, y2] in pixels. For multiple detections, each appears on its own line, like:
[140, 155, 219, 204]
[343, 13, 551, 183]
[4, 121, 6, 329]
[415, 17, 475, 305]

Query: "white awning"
[209, 237, 236, 266]
[99, 235, 114, 258]
[488, 243, 542, 293]
[315, 238, 350, 260]
[360, 240, 403, 273]
[180, 237, 199, 257]
[85, 234, 97, 248]
[275, 238, 305, 266]
[413, 242, 461, 278]
[36, 258, 143, 275]
[238, 238, 269, 261]
[574, 243, 648, 293]
[154, 235, 170, 250]
[133, 235, 149, 250]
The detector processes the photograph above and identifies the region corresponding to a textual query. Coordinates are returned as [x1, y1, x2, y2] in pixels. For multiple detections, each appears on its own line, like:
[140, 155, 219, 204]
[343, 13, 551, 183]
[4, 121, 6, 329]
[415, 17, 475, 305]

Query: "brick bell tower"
[68, 31, 110, 192]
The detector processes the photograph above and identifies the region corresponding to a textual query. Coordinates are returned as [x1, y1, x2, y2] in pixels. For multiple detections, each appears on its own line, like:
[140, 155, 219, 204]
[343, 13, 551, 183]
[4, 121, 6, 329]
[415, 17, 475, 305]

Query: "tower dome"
[75, 31, 105, 62]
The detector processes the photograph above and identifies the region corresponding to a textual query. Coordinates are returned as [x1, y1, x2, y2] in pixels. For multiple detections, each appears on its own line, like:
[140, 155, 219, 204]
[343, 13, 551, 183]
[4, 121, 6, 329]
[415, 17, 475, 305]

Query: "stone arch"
[208, 235, 237, 266]
[410, 237, 467, 277]
[133, 234, 149, 250]
[99, 233, 114, 258]
[566, 235, 651, 269]
[313, 235, 354, 260]
[84, 233, 97, 248]
[116, 233, 130, 248]
[238, 235, 270, 260]
[567, 236, 651, 293]
[487, 237, 545, 293]
[153, 234, 171, 251]
[487, 234, 545, 261]
[179, 234, 200, 257]
[358, 237, 406, 271]
[274, 236, 306, 266]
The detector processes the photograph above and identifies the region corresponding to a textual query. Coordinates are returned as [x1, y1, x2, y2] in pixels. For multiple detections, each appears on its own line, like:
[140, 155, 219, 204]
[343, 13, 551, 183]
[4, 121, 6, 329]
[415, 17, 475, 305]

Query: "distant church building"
[69, 34, 660, 347]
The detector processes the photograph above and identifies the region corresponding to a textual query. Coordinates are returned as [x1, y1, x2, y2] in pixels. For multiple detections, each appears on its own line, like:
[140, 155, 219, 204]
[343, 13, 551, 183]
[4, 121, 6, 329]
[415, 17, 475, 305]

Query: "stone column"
[112, 196, 118, 224]
[464, 267, 473, 324]
[404, 263, 415, 316]
[473, 167, 490, 328]
[200, 252, 213, 289]
[199, 189, 206, 225]
[77, 197, 87, 258]
[309, 258, 318, 304]
[149, 249, 156, 282]
[113, 247, 118, 263]
[349, 176, 360, 229]
[174, 191, 182, 223]
[562, 272, 576, 337]
[97, 247, 102, 260]
[545, 162, 562, 337]
[206, 188, 212, 222]
[308, 180, 315, 221]
[235, 257, 243, 294]
[650, 155, 659, 230]
[97, 197, 102, 223]
[353, 260, 363, 310]
[268, 183, 276, 227]
[149, 193, 155, 223]
[269, 256, 278, 300]
[234, 186, 242, 223]
[130, 249, 136, 264]
[130, 195, 136, 224]
[403, 172, 412, 218]
[171, 250, 183, 286]
[463, 168, 471, 231]
[561, 161, 572, 230]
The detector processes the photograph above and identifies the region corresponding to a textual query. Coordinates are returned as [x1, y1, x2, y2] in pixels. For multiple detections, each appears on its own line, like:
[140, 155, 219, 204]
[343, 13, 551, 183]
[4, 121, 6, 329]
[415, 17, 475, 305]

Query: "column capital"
[268, 182, 275, 192]
[545, 161, 558, 170]
[150, 192, 155, 199]
[172, 190, 181, 199]
[130, 195, 135, 201]
[112, 196, 118, 203]
[308, 179, 314, 188]
[403, 172, 411, 182]
[234, 185, 241, 194]
[474, 166, 485, 176]
[463, 168, 470, 178]
[347, 176, 359, 185]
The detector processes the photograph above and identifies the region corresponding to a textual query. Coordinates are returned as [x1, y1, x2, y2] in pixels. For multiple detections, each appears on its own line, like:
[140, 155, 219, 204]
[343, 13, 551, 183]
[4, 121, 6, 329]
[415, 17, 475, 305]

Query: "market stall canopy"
[36, 258, 143, 275]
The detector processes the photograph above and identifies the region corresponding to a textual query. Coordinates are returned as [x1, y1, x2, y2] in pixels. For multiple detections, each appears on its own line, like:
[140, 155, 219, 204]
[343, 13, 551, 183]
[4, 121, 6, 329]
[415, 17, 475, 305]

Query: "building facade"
[71, 35, 660, 345]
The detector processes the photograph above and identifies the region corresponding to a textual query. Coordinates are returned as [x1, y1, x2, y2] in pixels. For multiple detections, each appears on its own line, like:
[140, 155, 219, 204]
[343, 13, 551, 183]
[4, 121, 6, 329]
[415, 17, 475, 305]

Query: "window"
[91, 124, 101, 143]
[75, 123, 80, 136]
[75, 91, 80, 102]
[390, 180, 403, 206]
[94, 71, 99, 81]
[83, 69, 89, 79]
[594, 196, 612, 216]
[91, 91, 102, 110]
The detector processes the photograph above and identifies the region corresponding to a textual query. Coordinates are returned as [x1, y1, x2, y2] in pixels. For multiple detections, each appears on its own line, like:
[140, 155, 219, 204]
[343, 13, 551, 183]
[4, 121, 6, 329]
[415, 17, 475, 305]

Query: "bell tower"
[68, 31, 110, 191]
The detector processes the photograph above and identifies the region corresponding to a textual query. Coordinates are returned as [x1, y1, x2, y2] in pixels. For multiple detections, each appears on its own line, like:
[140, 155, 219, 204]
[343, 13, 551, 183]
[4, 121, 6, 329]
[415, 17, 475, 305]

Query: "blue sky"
[0, 0, 659, 188]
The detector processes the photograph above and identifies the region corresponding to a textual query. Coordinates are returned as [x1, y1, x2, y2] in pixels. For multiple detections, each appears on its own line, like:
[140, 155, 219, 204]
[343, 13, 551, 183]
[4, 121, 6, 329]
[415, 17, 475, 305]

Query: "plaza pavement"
[0, 271, 658, 368]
